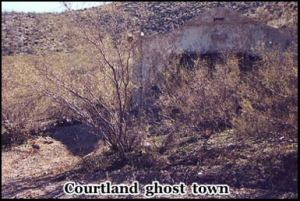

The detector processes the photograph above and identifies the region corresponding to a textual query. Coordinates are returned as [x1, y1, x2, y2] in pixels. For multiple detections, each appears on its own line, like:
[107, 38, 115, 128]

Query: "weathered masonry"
[131, 7, 292, 107]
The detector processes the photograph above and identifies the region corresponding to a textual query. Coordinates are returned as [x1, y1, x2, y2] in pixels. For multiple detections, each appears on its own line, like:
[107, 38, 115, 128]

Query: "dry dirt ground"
[1, 125, 298, 199]
[1, 124, 97, 198]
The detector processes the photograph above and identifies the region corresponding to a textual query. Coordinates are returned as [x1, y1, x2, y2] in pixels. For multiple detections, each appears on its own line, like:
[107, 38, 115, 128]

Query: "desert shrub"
[1, 2, 145, 160]
[232, 47, 298, 141]
[1, 55, 61, 149]
[30, 3, 144, 159]
[1, 99, 34, 149]
[156, 45, 297, 143]
[158, 52, 241, 133]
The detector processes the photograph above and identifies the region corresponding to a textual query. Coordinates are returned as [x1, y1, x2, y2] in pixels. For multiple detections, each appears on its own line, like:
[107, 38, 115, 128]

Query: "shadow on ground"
[48, 124, 102, 157]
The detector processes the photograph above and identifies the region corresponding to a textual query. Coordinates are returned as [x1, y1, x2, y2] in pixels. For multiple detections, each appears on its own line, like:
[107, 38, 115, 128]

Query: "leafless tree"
[33, 2, 143, 158]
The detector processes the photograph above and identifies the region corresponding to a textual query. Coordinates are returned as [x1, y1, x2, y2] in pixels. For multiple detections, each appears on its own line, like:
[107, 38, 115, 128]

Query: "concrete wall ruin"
[131, 7, 292, 107]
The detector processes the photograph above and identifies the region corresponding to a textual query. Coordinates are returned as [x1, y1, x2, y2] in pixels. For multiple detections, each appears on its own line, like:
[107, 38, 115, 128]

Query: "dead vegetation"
[1, 2, 298, 199]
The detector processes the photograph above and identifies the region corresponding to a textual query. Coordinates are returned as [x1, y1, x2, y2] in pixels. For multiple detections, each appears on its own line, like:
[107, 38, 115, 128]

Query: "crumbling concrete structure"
[131, 7, 291, 107]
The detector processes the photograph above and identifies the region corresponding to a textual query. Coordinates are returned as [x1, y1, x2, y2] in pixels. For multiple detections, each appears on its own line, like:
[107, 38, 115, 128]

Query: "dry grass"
[156, 46, 297, 141]
[1, 3, 298, 198]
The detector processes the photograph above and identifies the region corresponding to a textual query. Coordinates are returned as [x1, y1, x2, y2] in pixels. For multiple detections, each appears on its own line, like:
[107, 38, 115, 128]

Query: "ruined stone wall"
[132, 8, 292, 92]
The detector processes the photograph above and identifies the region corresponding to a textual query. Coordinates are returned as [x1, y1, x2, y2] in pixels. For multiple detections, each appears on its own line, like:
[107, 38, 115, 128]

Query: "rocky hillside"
[1, 1, 298, 56]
